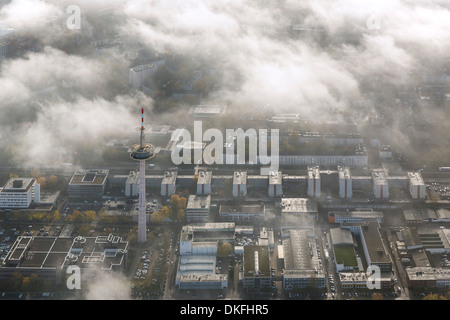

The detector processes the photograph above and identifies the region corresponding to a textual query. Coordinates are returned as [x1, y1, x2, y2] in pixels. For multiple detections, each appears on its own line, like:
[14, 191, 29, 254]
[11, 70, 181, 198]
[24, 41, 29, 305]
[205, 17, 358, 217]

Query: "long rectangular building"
[328, 210, 383, 224]
[360, 222, 392, 273]
[281, 229, 326, 290]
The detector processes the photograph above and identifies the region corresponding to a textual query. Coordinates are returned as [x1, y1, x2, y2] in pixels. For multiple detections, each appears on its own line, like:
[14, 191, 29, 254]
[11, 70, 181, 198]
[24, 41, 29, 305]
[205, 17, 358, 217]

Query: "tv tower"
[130, 108, 155, 243]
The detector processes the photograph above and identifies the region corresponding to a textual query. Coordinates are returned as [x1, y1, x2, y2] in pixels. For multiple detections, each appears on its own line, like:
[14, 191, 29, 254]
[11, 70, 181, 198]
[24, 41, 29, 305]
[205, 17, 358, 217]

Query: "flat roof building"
[67, 169, 109, 200]
[407, 171, 426, 199]
[339, 272, 394, 289]
[403, 208, 437, 224]
[372, 169, 389, 199]
[197, 170, 212, 195]
[281, 198, 319, 227]
[232, 171, 247, 197]
[338, 166, 352, 199]
[281, 229, 326, 290]
[0, 178, 40, 208]
[176, 222, 234, 290]
[406, 267, 450, 288]
[328, 209, 383, 224]
[242, 245, 272, 291]
[360, 222, 392, 273]
[186, 195, 211, 222]
[268, 171, 282, 197]
[161, 170, 177, 197]
[219, 204, 265, 222]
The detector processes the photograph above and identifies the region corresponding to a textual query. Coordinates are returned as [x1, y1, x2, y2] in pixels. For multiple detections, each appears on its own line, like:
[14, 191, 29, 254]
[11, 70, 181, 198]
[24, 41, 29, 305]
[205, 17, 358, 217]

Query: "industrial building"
[258, 227, 275, 252]
[0, 234, 128, 283]
[161, 170, 177, 197]
[403, 208, 437, 224]
[407, 171, 426, 199]
[418, 229, 450, 254]
[67, 169, 109, 200]
[176, 223, 235, 290]
[339, 272, 394, 289]
[307, 166, 321, 198]
[328, 209, 383, 224]
[196, 170, 212, 195]
[281, 198, 319, 226]
[0, 178, 40, 208]
[232, 170, 247, 197]
[186, 195, 211, 222]
[434, 209, 450, 222]
[372, 169, 389, 199]
[338, 166, 352, 199]
[177, 273, 228, 290]
[242, 245, 272, 291]
[268, 171, 282, 197]
[281, 229, 326, 290]
[359, 222, 392, 273]
[179, 223, 235, 255]
[219, 204, 265, 222]
[406, 267, 450, 289]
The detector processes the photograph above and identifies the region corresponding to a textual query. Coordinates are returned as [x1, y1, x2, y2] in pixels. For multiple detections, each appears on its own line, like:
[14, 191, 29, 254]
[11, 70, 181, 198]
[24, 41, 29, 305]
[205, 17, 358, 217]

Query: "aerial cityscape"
[1, 0, 450, 305]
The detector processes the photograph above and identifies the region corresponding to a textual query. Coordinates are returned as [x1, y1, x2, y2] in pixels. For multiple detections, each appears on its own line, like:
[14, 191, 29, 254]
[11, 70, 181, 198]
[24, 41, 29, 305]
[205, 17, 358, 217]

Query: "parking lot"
[0, 224, 64, 262]
[130, 226, 179, 299]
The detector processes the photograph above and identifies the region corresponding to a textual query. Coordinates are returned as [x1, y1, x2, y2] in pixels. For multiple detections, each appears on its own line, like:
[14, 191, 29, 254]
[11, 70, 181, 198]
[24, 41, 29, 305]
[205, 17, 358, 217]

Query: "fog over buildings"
[1, 0, 450, 303]
[0, 0, 449, 167]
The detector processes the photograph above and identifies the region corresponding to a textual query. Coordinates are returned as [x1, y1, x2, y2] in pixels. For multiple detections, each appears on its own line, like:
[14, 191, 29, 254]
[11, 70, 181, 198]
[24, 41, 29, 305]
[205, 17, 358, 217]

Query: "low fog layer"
[1, 0, 450, 168]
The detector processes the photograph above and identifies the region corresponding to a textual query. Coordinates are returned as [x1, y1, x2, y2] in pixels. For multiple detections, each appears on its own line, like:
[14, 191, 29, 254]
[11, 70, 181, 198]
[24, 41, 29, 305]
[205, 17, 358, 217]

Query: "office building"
[0, 178, 40, 208]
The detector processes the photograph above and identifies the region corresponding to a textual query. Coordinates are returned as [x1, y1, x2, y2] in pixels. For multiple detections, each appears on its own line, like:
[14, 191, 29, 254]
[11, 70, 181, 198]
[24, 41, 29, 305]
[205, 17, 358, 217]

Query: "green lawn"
[333, 245, 358, 267]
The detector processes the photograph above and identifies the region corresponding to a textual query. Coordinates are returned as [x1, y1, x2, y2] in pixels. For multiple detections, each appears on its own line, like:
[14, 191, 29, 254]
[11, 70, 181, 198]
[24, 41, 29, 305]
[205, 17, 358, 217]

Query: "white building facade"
[0, 178, 40, 208]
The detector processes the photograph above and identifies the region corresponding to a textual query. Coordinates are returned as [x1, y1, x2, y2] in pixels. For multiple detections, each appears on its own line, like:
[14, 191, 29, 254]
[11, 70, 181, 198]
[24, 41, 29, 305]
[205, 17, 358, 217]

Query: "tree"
[176, 209, 186, 222]
[151, 211, 164, 224]
[31, 168, 41, 179]
[47, 175, 58, 189]
[170, 194, 186, 221]
[217, 242, 232, 257]
[10, 272, 23, 291]
[37, 177, 47, 189]
[372, 292, 384, 300]
[160, 206, 171, 219]
[9, 173, 18, 179]
[77, 225, 91, 237]
[52, 210, 62, 222]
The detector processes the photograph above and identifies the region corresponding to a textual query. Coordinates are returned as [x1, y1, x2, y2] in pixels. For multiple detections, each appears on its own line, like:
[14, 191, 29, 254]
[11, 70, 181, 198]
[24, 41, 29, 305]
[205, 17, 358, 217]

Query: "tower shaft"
[137, 159, 147, 243]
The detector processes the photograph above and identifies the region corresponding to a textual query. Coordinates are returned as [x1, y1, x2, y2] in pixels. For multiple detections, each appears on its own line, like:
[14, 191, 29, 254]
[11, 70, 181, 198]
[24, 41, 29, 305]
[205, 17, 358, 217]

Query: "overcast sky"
[1, 0, 450, 167]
